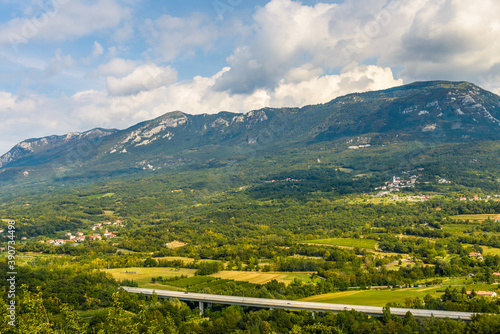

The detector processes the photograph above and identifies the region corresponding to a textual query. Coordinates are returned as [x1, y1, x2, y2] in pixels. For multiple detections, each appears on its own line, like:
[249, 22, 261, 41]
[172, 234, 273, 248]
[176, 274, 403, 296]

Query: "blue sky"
[1, 0, 500, 155]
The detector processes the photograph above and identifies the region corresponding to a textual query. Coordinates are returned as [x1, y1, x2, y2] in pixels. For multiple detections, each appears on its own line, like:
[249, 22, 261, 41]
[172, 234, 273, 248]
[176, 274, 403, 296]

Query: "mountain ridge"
[2, 80, 500, 188]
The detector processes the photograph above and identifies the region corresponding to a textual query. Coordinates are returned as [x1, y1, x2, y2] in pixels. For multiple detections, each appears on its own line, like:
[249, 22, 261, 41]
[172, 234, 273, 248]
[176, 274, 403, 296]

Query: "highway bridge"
[122, 287, 477, 321]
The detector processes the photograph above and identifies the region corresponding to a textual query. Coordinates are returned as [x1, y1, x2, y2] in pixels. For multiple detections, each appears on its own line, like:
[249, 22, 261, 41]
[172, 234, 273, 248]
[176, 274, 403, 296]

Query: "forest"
[1, 137, 500, 333]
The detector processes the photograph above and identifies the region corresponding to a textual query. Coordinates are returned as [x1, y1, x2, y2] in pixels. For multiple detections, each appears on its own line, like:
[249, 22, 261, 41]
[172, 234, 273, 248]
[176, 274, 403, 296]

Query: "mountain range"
[1, 80, 500, 192]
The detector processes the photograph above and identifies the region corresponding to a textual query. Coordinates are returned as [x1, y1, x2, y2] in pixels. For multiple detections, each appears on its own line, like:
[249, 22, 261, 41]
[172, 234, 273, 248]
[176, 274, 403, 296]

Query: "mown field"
[301, 281, 500, 307]
[303, 238, 378, 250]
[104, 267, 317, 289]
[104, 267, 197, 286]
[442, 223, 480, 232]
[449, 214, 500, 221]
[300, 286, 444, 307]
[210, 271, 316, 285]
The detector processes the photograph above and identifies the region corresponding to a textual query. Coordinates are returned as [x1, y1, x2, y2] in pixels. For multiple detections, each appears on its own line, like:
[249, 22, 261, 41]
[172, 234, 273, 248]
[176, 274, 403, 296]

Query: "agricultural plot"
[300, 286, 444, 307]
[165, 240, 187, 249]
[303, 238, 378, 250]
[86, 193, 115, 199]
[211, 271, 315, 285]
[449, 214, 500, 221]
[166, 276, 216, 288]
[154, 256, 199, 263]
[442, 224, 479, 232]
[104, 267, 197, 286]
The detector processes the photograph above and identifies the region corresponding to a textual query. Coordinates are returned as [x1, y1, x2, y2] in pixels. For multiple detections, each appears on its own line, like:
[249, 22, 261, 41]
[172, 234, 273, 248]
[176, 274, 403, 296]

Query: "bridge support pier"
[199, 302, 204, 316]
[312, 311, 315, 320]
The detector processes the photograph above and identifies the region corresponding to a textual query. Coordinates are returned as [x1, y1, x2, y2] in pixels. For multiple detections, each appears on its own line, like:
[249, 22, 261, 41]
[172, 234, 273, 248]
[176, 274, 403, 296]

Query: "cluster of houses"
[264, 178, 301, 183]
[40, 230, 117, 245]
[469, 252, 484, 260]
[38, 220, 124, 246]
[375, 172, 423, 194]
[92, 220, 125, 230]
[389, 195, 433, 201]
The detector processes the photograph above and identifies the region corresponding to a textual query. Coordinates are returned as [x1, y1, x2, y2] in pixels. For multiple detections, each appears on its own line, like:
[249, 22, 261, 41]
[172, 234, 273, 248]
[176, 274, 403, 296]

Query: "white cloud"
[4, 0, 500, 156]
[92, 41, 104, 57]
[215, 0, 337, 93]
[0, 0, 130, 49]
[43, 48, 74, 77]
[392, 0, 500, 84]
[106, 64, 178, 96]
[0, 63, 402, 155]
[0, 92, 16, 111]
[270, 65, 403, 107]
[141, 13, 219, 62]
[89, 58, 138, 78]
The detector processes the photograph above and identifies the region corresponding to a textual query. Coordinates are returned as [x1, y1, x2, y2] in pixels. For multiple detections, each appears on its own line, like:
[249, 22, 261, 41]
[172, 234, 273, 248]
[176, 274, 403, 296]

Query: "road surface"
[122, 287, 477, 321]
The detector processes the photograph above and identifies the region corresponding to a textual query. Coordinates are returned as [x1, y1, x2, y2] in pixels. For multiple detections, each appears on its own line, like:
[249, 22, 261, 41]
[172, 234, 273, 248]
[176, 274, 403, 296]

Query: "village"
[374, 169, 423, 197]
[38, 220, 125, 246]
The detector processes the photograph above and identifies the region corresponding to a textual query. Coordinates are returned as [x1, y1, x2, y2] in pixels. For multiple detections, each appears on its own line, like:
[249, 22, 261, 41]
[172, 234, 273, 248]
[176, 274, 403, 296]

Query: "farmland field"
[303, 238, 378, 250]
[104, 267, 197, 286]
[442, 223, 479, 232]
[448, 214, 500, 221]
[211, 271, 315, 285]
[300, 287, 444, 307]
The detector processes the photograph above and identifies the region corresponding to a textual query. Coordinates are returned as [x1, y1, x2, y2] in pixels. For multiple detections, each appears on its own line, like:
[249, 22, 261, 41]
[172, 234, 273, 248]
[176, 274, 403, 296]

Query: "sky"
[1, 0, 500, 155]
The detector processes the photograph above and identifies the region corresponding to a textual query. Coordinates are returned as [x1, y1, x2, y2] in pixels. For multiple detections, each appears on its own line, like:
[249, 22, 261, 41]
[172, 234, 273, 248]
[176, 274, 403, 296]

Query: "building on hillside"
[467, 291, 497, 298]
[469, 252, 483, 258]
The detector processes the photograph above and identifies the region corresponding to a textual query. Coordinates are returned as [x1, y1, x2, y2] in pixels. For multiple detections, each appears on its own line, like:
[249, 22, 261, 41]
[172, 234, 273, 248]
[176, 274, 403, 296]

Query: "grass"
[165, 240, 187, 249]
[301, 282, 500, 307]
[449, 214, 500, 221]
[86, 193, 115, 199]
[460, 245, 500, 256]
[166, 276, 216, 288]
[153, 256, 218, 263]
[303, 238, 377, 250]
[482, 246, 500, 256]
[211, 271, 315, 285]
[104, 267, 197, 286]
[442, 224, 480, 232]
[300, 286, 444, 307]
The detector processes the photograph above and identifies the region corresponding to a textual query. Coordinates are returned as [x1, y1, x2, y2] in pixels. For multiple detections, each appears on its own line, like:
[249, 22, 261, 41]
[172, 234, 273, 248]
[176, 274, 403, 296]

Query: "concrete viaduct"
[121, 287, 477, 321]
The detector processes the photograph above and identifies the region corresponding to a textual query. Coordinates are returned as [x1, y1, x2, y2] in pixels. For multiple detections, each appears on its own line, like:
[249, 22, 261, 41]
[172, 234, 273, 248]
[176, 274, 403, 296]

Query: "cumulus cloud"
[393, 0, 500, 85]
[106, 64, 178, 96]
[141, 13, 219, 62]
[89, 58, 138, 78]
[43, 48, 74, 77]
[92, 41, 104, 57]
[0, 0, 130, 49]
[0, 63, 402, 154]
[215, 0, 337, 93]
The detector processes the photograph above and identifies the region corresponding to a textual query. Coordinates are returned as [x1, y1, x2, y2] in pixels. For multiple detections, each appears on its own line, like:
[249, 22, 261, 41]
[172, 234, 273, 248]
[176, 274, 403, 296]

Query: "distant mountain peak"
[0, 128, 116, 168]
